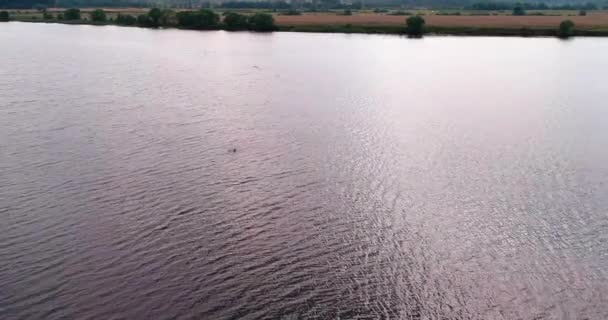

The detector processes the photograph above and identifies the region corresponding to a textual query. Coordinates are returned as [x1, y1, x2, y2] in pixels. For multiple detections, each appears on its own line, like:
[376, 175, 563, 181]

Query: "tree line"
[132, 8, 277, 31]
[9, 7, 277, 31]
[469, 1, 600, 10]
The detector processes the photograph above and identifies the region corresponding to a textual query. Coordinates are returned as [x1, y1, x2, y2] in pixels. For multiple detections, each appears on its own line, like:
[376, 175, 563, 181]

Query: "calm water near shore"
[1, 22, 608, 319]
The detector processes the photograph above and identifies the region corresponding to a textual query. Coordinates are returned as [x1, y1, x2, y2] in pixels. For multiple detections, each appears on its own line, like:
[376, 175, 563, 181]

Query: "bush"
[342, 9, 352, 15]
[43, 11, 53, 19]
[57, 13, 64, 20]
[389, 10, 412, 16]
[438, 11, 461, 15]
[148, 8, 162, 27]
[134, 9, 170, 28]
[0, 11, 9, 22]
[137, 14, 150, 26]
[159, 9, 176, 27]
[579, 10, 587, 16]
[281, 9, 301, 15]
[89, 9, 107, 22]
[223, 12, 249, 30]
[176, 9, 220, 30]
[558, 20, 575, 38]
[115, 14, 136, 25]
[248, 12, 276, 31]
[64, 8, 81, 20]
[405, 15, 425, 36]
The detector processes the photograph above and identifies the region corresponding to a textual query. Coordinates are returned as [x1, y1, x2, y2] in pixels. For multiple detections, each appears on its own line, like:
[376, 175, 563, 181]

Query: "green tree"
[115, 14, 136, 25]
[64, 8, 81, 20]
[0, 11, 9, 22]
[283, 9, 301, 16]
[558, 20, 575, 38]
[512, 4, 526, 16]
[43, 11, 53, 19]
[148, 8, 162, 27]
[223, 12, 249, 30]
[248, 12, 276, 31]
[137, 14, 150, 26]
[89, 9, 107, 22]
[176, 9, 220, 30]
[159, 9, 176, 27]
[405, 15, 425, 36]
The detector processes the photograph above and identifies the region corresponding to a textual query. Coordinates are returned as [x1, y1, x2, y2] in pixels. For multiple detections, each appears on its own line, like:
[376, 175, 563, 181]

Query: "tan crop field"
[275, 12, 608, 29]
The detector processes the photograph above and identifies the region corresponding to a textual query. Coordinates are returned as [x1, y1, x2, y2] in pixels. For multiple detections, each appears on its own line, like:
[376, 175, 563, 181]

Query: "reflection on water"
[1, 22, 608, 319]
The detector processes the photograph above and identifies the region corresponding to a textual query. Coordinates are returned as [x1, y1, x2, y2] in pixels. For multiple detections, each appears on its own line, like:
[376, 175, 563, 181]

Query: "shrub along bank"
[20, 8, 277, 32]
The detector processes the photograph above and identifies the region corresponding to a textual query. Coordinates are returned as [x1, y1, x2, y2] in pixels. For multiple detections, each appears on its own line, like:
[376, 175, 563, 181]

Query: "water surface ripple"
[1, 23, 608, 319]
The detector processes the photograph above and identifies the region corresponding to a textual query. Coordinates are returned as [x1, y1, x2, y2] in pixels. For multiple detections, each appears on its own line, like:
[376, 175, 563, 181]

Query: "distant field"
[275, 12, 608, 29]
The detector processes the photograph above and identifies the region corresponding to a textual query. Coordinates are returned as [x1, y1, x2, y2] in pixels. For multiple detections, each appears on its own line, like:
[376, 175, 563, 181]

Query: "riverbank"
[10, 19, 608, 37]
[6, 10, 608, 37]
[275, 11, 608, 36]
[280, 24, 608, 37]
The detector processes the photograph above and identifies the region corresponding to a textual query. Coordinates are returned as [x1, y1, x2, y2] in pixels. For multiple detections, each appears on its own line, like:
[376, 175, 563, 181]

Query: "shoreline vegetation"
[3, 7, 608, 37]
[4, 8, 280, 31]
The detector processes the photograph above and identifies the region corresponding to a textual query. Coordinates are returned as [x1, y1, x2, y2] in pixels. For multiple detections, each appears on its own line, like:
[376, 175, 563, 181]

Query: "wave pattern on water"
[1, 23, 608, 319]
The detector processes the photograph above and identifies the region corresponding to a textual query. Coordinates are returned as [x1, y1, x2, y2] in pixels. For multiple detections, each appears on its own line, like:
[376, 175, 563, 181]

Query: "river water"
[1, 22, 608, 319]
